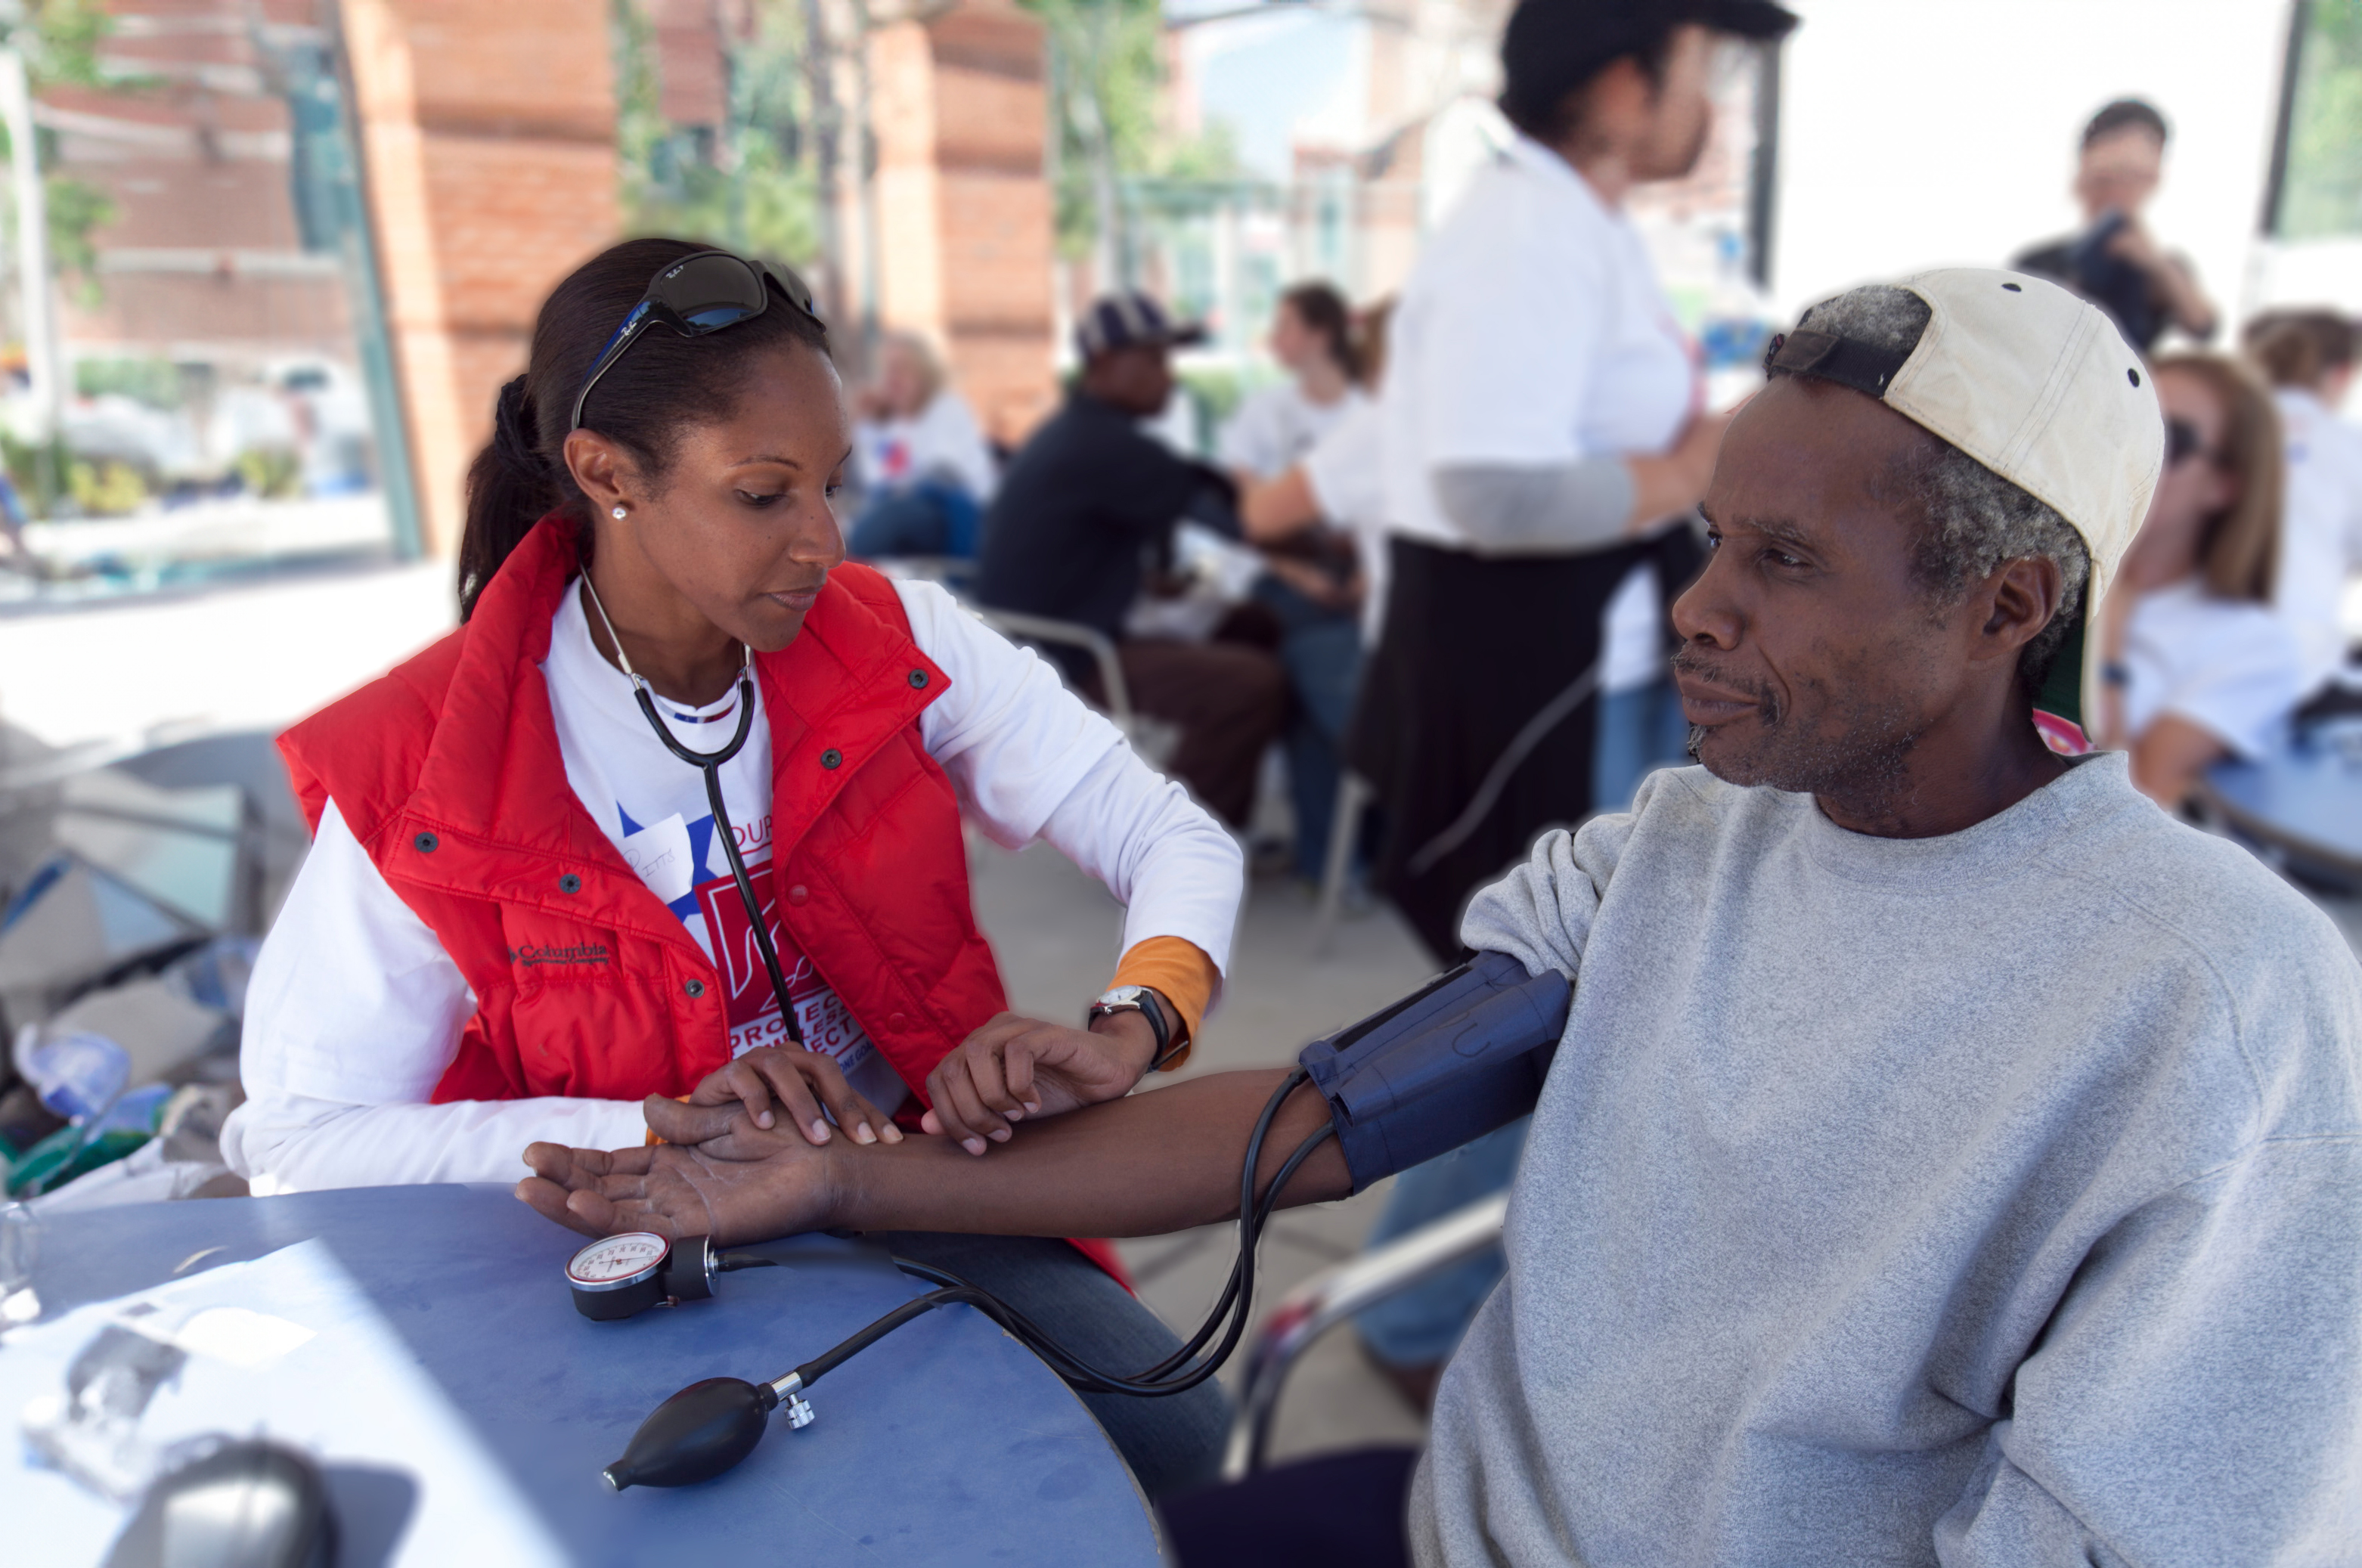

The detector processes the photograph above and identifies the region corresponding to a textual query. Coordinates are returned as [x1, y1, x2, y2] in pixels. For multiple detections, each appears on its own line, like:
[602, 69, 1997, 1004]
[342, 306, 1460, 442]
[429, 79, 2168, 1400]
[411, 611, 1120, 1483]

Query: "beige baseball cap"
[1765, 267, 2163, 742]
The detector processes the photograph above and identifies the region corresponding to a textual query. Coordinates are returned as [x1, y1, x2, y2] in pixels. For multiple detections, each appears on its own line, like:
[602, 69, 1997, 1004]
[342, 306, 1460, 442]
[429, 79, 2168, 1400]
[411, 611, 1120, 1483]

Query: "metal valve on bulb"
[601, 1372, 816, 1492]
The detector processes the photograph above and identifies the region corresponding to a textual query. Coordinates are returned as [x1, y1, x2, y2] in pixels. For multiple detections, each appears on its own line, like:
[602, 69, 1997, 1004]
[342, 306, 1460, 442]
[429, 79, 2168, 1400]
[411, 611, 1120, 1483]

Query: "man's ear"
[1973, 556, 2064, 667]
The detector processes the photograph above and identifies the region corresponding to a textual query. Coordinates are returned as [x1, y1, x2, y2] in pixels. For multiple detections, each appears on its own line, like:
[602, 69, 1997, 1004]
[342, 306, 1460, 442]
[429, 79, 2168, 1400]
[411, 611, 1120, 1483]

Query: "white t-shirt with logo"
[1378, 132, 1697, 691]
[541, 585, 906, 1114]
[853, 388, 997, 503]
[2123, 578, 2308, 761]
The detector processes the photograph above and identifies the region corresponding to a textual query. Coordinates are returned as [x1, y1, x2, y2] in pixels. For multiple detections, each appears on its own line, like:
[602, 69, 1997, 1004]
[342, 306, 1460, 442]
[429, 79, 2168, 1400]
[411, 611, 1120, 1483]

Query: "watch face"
[567, 1232, 669, 1288]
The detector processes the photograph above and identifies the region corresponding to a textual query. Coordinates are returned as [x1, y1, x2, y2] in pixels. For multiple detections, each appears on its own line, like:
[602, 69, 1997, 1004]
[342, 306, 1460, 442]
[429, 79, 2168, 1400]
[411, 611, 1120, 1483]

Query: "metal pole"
[0, 48, 60, 508]
[850, 0, 881, 362]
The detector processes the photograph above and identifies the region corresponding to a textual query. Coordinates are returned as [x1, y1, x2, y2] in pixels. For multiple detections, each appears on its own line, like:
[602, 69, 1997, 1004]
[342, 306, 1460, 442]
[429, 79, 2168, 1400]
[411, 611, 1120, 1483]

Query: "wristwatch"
[1087, 985, 1187, 1071]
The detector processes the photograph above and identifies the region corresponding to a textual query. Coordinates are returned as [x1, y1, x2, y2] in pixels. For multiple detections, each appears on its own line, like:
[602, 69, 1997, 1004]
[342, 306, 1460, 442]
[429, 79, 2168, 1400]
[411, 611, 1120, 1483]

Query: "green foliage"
[0, 429, 66, 516]
[67, 456, 146, 515]
[0, 1, 121, 305]
[610, 0, 820, 266]
[234, 447, 302, 500]
[2280, 0, 2362, 240]
[45, 174, 113, 304]
[74, 356, 181, 408]
[18, 0, 110, 90]
[1025, 0, 1165, 259]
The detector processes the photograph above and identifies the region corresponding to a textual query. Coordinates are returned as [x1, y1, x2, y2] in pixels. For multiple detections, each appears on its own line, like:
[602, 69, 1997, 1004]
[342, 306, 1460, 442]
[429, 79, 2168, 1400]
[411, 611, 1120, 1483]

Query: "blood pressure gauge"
[566, 1232, 716, 1320]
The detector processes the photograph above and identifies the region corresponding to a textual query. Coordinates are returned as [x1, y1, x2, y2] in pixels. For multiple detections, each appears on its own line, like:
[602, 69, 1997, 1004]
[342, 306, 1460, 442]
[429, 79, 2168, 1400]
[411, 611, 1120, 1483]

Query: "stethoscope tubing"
[629, 680, 805, 1047]
[583, 572, 804, 1046]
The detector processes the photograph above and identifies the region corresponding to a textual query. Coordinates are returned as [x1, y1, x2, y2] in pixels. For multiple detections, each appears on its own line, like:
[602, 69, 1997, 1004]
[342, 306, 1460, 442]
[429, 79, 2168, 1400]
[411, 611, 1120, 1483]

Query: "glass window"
[2, 0, 414, 600]
[2271, 0, 2362, 240]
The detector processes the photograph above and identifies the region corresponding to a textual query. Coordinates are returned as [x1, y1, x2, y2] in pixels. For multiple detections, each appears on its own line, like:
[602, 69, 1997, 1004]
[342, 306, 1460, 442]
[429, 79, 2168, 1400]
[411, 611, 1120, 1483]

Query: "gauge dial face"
[568, 1232, 669, 1288]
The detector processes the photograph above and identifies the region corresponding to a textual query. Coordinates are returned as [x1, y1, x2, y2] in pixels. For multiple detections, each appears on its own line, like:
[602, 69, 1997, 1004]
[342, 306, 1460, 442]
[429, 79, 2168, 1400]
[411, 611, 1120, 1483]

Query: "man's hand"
[688, 1045, 900, 1148]
[516, 1118, 837, 1244]
[921, 1009, 1160, 1155]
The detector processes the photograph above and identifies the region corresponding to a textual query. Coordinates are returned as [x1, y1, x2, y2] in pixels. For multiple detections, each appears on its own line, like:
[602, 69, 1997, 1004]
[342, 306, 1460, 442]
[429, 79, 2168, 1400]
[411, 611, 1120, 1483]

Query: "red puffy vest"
[279, 517, 1120, 1275]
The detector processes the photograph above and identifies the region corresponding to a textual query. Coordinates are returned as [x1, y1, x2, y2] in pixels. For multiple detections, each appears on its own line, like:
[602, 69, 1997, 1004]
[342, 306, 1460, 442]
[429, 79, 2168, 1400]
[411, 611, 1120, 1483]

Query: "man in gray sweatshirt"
[522, 270, 2362, 1565]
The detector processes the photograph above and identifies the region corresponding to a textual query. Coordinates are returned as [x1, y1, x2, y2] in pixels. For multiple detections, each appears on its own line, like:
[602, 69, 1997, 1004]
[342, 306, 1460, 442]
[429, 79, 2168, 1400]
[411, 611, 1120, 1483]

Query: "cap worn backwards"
[1764, 265, 2164, 741]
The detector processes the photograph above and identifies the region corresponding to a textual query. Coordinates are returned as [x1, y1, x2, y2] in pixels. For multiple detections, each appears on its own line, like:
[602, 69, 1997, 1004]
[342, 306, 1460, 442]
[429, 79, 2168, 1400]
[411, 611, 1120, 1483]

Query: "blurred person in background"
[844, 329, 998, 561]
[2245, 308, 2362, 698]
[1221, 281, 1366, 484]
[1351, 0, 1779, 965]
[1242, 298, 1396, 640]
[1329, 0, 1791, 1412]
[2013, 99, 2218, 355]
[976, 292, 1287, 829]
[1228, 287, 1381, 882]
[2096, 353, 2302, 807]
[224, 240, 1241, 1493]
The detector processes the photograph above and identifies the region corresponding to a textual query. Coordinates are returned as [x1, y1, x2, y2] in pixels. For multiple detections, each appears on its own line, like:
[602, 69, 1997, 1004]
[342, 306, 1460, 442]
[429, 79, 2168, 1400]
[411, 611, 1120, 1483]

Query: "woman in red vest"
[220, 238, 1243, 1494]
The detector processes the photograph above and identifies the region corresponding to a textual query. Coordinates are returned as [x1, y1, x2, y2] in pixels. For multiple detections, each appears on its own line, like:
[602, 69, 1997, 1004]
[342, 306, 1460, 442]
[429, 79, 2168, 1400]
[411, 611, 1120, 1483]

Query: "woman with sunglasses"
[2095, 354, 2305, 807]
[220, 237, 1241, 1493]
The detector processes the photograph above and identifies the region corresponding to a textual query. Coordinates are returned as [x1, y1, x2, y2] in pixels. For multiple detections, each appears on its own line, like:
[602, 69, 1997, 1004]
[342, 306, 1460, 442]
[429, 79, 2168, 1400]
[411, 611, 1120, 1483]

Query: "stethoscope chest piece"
[567, 1232, 716, 1320]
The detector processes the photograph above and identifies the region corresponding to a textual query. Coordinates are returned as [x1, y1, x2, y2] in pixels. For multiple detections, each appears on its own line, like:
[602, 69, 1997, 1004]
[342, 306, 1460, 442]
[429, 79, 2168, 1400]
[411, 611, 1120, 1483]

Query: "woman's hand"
[688, 1046, 901, 1149]
[516, 1126, 836, 1244]
[921, 1010, 1160, 1156]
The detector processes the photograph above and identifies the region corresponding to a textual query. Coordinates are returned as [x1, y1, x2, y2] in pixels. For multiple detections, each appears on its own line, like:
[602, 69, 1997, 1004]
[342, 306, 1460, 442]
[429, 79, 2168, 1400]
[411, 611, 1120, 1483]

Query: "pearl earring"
[611, 505, 627, 520]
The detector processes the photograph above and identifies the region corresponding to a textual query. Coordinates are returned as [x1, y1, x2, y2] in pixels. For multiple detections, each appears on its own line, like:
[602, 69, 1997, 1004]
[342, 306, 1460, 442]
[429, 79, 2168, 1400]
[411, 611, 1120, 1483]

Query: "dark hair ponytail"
[1282, 280, 1360, 383]
[457, 237, 832, 620]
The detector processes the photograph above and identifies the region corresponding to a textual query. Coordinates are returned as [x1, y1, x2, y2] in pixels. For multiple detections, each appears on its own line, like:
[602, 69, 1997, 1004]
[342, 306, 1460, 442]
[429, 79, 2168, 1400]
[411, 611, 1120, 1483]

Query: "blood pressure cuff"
[1298, 950, 1572, 1194]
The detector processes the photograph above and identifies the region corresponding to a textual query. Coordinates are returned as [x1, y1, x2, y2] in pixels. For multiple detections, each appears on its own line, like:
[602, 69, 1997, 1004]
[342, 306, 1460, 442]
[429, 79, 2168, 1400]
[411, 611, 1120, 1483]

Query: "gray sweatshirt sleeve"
[1936, 1136, 2362, 1564]
[1433, 457, 1636, 556]
[1457, 769, 1663, 978]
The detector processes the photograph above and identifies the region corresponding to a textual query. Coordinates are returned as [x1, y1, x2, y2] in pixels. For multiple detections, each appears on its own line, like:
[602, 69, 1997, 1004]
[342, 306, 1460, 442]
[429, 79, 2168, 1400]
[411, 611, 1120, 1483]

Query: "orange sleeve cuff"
[1109, 935, 1220, 1071]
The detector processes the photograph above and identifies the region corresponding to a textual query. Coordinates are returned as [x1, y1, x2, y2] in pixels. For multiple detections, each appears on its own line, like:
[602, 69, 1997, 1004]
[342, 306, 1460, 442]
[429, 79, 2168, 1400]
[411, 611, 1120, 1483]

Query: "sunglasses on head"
[2164, 416, 2217, 469]
[570, 249, 822, 431]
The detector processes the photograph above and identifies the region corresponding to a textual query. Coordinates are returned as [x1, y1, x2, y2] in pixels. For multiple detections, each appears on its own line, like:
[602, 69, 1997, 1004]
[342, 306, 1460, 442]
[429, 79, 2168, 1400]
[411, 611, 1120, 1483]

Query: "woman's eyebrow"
[729, 454, 806, 470]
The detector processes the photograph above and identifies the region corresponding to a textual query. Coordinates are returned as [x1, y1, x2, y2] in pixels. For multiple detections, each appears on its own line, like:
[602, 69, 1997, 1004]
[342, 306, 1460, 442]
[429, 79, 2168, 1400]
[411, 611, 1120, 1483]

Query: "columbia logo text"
[511, 941, 612, 968]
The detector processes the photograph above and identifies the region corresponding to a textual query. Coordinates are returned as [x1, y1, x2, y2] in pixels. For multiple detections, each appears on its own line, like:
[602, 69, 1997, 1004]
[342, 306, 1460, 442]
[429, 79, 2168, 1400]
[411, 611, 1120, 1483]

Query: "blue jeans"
[1352, 1117, 1530, 1368]
[874, 1231, 1231, 1497]
[1251, 575, 1364, 879]
[847, 480, 983, 560]
[1592, 675, 1692, 814]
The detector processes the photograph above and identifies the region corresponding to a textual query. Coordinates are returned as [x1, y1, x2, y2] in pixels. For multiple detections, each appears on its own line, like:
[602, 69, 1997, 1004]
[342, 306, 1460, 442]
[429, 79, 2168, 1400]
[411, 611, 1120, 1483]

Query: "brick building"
[47, 0, 1057, 556]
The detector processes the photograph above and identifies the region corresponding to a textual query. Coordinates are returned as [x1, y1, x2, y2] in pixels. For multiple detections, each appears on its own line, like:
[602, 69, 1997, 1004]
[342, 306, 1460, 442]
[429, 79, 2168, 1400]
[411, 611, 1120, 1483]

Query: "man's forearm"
[830, 1068, 1348, 1238]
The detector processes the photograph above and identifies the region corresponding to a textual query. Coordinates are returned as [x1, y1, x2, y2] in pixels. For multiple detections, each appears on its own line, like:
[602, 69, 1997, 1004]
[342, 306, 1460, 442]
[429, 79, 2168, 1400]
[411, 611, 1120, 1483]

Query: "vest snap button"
[907, 668, 928, 689]
[685, 978, 705, 999]
[820, 748, 843, 770]
[787, 884, 809, 906]
[887, 1012, 909, 1030]
[558, 873, 582, 894]
[414, 832, 438, 854]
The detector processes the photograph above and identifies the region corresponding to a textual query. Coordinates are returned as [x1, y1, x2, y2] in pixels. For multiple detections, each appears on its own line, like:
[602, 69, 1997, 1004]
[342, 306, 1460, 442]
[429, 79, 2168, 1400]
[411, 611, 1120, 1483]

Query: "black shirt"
[975, 391, 1236, 680]
[2013, 226, 2199, 353]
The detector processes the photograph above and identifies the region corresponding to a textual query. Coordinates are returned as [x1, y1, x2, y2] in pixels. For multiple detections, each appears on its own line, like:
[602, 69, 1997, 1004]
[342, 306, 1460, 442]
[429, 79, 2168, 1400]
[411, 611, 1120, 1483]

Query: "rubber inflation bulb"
[601, 1377, 779, 1491]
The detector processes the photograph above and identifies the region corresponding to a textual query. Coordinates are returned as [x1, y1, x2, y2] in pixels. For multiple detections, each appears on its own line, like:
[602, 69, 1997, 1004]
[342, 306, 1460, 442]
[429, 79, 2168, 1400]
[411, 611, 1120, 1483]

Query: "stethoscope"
[564, 578, 1339, 1496]
[580, 574, 803, 1046]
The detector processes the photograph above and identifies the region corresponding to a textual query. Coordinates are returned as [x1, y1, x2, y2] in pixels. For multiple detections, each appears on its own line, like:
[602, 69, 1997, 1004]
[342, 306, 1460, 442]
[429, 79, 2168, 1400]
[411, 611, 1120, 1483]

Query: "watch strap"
[1092, 987, 1181, 1070]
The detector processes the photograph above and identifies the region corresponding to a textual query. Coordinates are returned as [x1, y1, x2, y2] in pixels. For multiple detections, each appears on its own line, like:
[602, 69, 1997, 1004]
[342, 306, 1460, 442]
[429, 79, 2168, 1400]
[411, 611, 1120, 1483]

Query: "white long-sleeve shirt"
[223, 577, 1243, 1191]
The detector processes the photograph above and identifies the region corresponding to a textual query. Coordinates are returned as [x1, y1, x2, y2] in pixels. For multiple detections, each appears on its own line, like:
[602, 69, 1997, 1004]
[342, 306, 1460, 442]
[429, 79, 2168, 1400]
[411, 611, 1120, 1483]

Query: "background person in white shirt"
[1220, 280, 1366, 486]
[1348, 0, 1779, 964]
[2246, 308, 2362, 696]
[1226, 285, 1381, 880]
[2097, 353, 2305, 807]
[844, 329, 999, 560]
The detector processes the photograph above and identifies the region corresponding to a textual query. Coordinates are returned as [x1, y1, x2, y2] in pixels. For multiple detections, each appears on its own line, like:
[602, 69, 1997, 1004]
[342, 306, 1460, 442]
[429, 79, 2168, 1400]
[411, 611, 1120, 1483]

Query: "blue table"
[2200, 742, 2362, 885]
[29, 1185, 1164, 1566]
